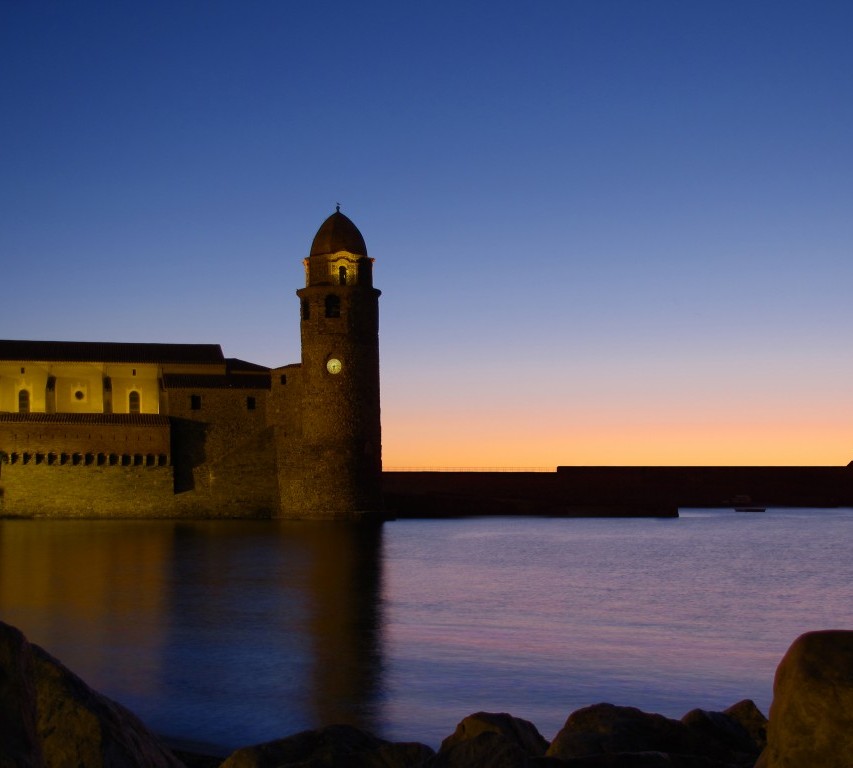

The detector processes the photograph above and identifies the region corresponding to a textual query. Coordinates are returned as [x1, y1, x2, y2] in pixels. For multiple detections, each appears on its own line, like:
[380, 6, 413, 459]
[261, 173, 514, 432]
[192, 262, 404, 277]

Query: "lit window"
[129, 391, 141, 414]
[325, 295, 341, 318]
[18, 390, 30, 413]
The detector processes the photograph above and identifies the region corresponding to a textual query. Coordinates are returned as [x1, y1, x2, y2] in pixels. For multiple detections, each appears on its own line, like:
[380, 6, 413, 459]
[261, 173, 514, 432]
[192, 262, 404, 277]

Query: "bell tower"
[278, 208, 382, 519]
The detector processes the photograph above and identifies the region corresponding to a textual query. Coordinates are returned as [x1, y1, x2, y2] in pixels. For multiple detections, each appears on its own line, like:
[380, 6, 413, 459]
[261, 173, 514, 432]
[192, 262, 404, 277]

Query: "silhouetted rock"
[761, 630, 853, 767]
[425, 711, 550, 767]
[0, 622, 42, 768]
[439, 712, 549, 757]
[543, 755, 725, 767]
[545, 703, 751, 767]
[426, 731, 531, 767]
[220, 723, 434, 768]
[0, 621, 183, 768]
[721, 700, 766, 752]
[166, 748, 223, 768]
[681, 708, 759, 763]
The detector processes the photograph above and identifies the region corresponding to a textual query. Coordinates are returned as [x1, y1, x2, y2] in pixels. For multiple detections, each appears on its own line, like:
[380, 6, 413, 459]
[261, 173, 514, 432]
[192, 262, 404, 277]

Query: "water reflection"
[3, 512, 852, 751]
[0, 520, 384, 750]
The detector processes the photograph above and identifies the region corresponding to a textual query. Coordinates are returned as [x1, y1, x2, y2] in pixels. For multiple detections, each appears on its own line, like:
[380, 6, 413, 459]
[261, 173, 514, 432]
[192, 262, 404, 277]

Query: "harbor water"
[1, 508, 851, 751]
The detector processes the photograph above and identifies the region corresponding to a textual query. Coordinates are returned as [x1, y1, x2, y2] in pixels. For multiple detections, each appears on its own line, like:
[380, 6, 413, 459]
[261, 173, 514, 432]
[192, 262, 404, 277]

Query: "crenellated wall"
[0, 212, 384, 520]
[0, 461, 176, 518]
[0, 405, 279, 517]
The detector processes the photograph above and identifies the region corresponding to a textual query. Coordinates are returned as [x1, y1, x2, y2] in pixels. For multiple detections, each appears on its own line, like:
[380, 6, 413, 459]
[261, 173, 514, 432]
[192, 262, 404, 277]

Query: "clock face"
[326, 358, 342, 374]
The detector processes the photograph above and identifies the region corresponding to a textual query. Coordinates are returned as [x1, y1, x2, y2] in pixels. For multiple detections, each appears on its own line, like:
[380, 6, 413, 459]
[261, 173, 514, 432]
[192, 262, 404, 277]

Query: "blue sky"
[2, 1, 852, 465]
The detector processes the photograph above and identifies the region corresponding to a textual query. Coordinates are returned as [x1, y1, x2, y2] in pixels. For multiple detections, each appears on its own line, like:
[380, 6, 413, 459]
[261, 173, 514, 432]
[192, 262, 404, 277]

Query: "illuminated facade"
[0, 211, 382, 520]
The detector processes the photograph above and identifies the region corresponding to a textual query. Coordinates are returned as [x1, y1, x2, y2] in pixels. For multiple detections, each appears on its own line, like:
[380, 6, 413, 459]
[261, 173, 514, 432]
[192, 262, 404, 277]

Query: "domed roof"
[309, 209, 368, 257]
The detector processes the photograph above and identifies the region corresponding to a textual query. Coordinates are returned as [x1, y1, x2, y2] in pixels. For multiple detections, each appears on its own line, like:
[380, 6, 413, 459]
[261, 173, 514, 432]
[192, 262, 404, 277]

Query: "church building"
[0, 210, 382, 520]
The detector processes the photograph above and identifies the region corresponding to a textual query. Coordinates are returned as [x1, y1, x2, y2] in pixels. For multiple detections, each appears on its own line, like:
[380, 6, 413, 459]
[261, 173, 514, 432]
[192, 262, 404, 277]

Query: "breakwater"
[383, 465, 853, 517]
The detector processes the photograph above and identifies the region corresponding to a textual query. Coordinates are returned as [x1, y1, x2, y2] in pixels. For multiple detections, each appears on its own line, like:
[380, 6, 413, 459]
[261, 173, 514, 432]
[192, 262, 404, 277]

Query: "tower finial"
[336, 202, 341, 213]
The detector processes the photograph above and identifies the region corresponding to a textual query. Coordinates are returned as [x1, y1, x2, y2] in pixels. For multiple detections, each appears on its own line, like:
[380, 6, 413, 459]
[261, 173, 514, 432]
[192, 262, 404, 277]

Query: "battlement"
[1, 451, 169, 467]
[0, 413, 171, 459]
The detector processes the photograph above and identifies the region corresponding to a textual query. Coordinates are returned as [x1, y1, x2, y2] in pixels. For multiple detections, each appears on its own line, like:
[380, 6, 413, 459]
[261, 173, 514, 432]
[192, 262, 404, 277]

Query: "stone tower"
[278, 209, 382, 519]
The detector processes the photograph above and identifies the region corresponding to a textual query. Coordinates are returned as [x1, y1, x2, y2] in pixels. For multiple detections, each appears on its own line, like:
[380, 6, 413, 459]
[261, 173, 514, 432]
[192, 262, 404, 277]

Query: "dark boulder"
[0, 622, 42, 768]
[681, 707, 760, 760]
[545, 703, 755, 767]
[427, 731, 531, 767]
[0, 621, 183, 768]
[439, 712, 549, 757]
[721, 700, 766, 752]
[220, 723, 434, 768]
[546, 704, 717, 761]
[762, 630, 853, 768]
[425, 711, 550, 768]
[30, 643, 187, 768]
[543, 754, 727, 767]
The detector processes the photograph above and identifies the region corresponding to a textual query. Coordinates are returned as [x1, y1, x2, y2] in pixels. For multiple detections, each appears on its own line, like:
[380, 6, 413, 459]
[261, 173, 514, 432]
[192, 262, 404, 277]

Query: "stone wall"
[0, 462, 176, 518]
[0, 396, 280, 518]
[382, 466, 853, 517]
[0, 439, 279, 519]
[175, 426, 280, 518]
[0, 416, 170, 460]
[166, 386, 269, 465]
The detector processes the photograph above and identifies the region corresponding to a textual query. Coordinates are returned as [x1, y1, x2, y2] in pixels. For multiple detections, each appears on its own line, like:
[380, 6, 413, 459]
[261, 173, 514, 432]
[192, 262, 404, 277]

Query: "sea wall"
[383, 466, 853, 517]
[0, 405, 280, 517]
[0, 461, 177, 518]
[4, 461, 852, 519]
[0, 457, 279, 519]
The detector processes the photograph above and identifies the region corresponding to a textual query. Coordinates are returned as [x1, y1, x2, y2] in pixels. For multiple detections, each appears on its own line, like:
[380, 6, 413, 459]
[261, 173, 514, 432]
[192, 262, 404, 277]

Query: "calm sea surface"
[1, 509, 852, 751]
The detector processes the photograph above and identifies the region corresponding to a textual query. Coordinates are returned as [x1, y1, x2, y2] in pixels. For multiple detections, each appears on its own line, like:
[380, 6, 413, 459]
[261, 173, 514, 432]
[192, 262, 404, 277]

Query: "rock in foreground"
[219, 723, 434, 768]
[546, 702, 761, 767]
[760, 629, 853, 768]
[428, 711, 548, 767]
[0, 620, 184, 768]
[0, 622, 41, 768]
[8, 619, 853, 767]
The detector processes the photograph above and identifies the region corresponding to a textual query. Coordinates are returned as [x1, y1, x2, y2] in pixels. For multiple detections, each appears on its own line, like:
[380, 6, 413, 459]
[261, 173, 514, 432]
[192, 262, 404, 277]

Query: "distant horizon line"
[383, 463, 853, 472]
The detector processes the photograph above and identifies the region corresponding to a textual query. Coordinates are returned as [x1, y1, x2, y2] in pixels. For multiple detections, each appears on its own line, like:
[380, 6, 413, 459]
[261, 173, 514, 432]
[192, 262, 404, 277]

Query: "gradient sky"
[2, 1, 852, 467]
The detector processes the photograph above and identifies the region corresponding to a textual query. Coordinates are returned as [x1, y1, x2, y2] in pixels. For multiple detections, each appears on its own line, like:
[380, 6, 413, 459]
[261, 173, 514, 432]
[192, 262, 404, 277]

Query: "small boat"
[731, 495, 766, 513]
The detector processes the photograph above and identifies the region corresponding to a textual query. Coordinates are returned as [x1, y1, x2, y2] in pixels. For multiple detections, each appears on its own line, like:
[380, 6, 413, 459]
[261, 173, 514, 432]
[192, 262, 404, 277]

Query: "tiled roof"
[0, 413, 170, 426]
[0, 340, 225, 364]
[162, 374, 271, 390]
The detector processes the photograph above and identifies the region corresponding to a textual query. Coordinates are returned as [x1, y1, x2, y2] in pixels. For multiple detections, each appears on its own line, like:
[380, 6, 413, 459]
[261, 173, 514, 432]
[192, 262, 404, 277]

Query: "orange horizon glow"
[381, 410, 853, 469]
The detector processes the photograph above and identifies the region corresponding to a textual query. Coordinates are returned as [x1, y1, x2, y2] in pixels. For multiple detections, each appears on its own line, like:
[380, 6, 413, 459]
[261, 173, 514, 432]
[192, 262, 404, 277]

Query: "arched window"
[18, 390, 30, 414]
[325, 295, 341, 318]
[339, 266, 347, 285]
[128, 391, 141, 414]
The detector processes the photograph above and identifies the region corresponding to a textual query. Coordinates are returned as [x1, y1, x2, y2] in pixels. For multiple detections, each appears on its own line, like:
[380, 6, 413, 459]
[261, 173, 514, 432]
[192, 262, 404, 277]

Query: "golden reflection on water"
[304, 523, 383, 727]
[0, 521, 173, 698]
[4, 511, 852, 750]
[0, 519, 384, 746]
